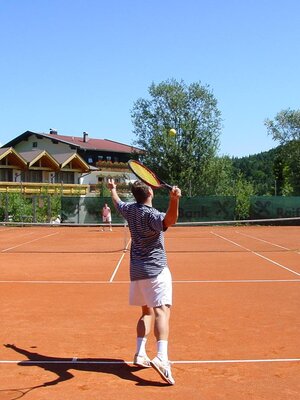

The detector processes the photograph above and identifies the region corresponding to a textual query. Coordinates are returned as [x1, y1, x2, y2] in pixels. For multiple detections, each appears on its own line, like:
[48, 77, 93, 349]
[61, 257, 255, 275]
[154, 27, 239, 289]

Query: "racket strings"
[129, 161, 161, 188]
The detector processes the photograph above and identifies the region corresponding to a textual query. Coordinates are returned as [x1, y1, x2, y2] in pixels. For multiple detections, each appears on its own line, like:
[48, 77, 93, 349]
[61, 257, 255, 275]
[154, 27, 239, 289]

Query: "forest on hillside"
[231, 141, 299, 196]
[231, 147, 279, 196]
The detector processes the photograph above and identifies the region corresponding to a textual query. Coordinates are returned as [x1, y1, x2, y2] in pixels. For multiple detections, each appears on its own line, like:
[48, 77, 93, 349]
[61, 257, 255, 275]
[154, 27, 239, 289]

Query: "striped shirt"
[117, 200, 168, 281]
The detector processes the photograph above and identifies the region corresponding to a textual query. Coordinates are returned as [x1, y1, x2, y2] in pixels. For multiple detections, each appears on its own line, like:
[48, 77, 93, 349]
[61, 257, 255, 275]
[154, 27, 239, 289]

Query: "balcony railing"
[0, 182, 88, 195]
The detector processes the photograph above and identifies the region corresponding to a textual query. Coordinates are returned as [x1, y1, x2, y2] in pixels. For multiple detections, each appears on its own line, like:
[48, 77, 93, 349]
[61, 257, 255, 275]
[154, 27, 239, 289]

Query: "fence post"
[32, 196, 37, 223]
[5, 193, 9, 222]
[47, 195, 52, 223]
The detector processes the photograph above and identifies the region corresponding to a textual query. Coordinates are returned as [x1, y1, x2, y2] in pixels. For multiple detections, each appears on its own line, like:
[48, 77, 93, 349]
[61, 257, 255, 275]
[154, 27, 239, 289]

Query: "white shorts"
[102, 216, 111, 223]
[129, 267, 172, 308]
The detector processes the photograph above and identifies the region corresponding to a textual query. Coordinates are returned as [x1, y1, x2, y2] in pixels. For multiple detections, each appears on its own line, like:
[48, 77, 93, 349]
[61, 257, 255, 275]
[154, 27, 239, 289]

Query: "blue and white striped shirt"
[117, 200, 168, 281]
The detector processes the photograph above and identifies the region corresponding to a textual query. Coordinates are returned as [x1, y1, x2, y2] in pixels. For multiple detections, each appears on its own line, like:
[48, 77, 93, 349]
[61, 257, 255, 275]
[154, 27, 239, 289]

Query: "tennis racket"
[128, 159, 173, 190]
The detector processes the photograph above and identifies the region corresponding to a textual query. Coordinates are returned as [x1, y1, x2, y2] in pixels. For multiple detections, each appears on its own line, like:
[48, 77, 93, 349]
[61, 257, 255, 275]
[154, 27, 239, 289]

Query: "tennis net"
[0, 216, 299, 254]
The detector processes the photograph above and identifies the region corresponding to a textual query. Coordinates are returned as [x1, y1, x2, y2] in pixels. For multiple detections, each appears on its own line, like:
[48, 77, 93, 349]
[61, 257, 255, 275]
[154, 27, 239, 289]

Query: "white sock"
[136, 337, 147, 356]
[157, 340, 168, 361]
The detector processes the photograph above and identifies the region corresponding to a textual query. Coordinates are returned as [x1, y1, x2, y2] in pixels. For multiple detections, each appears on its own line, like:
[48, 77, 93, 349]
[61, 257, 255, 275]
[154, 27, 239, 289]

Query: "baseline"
[1, 357, 300, 365]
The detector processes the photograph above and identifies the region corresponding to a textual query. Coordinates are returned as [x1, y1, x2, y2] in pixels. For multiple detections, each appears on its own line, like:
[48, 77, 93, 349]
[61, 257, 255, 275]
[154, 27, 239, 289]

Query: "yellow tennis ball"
[169, 128, 176, 136]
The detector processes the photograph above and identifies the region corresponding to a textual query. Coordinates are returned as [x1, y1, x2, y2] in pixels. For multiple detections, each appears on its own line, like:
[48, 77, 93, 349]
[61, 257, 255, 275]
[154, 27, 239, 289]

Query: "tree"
[206, 156, 255, 219]
[265, 109, 300, 195]
[131, 79, 222, 195]
[231, 148, 280, 195]
[264, 109, 300, 143]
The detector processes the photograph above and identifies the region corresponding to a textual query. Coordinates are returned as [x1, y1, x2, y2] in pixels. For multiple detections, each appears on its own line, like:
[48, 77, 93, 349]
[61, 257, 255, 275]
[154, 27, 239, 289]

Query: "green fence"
[60, 195, 300, 224]
[61, 196, 116, 224]
[250, 196, 300, 219]
[1, 193, 300, 224]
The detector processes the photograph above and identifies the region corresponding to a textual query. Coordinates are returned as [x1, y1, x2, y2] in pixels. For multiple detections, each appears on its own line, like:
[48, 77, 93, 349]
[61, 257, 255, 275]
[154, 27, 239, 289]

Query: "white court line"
[235, 230, 299, 253]
[173, 279, 300, 283]
[1, 232, 59, 252]
[0, 357, 299, 365]
[211, 232, 300, 277]
[1, 279, 300, 284]
[109, 239, 131, 282]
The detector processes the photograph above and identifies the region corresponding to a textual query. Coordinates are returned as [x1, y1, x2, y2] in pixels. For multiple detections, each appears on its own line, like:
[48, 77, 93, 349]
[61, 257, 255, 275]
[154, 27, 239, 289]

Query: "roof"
[19, 150, 60, 169]
[1, 147, 90, 172]
[0, 147, 27, 168]
[53, 152, 90, 170]
[2, 131, 143, 154]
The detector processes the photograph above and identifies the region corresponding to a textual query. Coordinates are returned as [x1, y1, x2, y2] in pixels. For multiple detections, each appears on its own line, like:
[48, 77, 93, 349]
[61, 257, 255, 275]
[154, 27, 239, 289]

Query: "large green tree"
[131, 79, 222, 195]
[265, 109, 300, 195]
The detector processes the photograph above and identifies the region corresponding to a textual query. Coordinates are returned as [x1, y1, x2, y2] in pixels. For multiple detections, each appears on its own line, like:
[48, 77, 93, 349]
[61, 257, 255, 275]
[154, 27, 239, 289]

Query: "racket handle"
[163, 183, 173, 191]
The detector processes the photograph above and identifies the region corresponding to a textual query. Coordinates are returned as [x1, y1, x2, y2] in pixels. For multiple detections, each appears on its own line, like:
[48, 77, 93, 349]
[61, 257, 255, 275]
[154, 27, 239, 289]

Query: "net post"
[123, 220, 128, 251]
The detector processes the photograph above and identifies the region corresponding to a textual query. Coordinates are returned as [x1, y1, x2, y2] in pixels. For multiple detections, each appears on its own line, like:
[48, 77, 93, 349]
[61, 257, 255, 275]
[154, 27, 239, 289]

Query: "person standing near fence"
[101, 203, 112, 231]
[107, 178, 181, 385]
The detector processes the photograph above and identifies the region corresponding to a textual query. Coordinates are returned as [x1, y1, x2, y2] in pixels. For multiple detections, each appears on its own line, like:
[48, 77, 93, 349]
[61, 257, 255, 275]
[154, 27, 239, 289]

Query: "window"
[23, 170, 42, 182]
[55, 171, 74, 184]
[98, 155, 103, 161]
[106, 156, 111, 161]
[32, 142, 38, 148]
[88, 157, 93, 163]
[0, 169, 13, 181]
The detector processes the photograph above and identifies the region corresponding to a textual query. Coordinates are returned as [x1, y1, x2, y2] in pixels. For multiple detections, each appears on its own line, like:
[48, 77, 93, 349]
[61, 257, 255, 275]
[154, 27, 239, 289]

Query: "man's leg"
[134, 305, 153, 367]
[151, 304, 175, 385]
[153, 305, 170, 360]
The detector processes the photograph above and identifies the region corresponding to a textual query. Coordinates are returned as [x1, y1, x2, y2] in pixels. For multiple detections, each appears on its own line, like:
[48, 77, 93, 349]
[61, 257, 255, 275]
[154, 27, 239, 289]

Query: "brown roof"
[19, 150, 60, 169]
[18, 150, 47, 163]
[54, 152, 90, 171]
[42, 133, 141, 153]
[2, 131, 143, 155]
[0, 147, 28, 168]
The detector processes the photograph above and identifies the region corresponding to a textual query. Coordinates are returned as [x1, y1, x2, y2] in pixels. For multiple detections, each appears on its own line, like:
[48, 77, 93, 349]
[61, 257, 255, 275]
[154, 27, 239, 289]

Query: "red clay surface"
[0, 224, 299, 399]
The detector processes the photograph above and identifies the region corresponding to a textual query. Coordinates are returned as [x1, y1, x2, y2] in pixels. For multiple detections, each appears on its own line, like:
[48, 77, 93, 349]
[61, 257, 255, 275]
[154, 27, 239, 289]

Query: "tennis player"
[107, 178, 181, 385]
[101, 203, 112, 231]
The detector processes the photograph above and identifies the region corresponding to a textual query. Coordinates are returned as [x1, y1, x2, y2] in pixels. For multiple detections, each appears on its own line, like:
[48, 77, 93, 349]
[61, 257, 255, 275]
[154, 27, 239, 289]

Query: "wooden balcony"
[96, 160, 130, 172]
[0, 182, 88, 195]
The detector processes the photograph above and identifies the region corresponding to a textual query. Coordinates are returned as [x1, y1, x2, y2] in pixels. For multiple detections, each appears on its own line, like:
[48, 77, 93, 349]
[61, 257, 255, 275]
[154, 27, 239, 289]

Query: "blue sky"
[1, 0, 299, 156]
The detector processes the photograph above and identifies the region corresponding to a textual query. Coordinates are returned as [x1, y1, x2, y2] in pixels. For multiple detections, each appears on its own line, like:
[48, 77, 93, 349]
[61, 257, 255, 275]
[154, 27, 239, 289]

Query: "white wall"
[15, 134, 74, 154]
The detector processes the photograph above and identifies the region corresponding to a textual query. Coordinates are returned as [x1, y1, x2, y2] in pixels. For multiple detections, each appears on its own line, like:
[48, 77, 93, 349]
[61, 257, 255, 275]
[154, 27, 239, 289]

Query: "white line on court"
[0, 279, 300, 284]
[1, 232, 59, 253]
[173, 279, 300, 283]
[109, 239, 131, 282]
[1, 357, 299, 365]
[235, 230, 299, 253]
[211, 232, 300, 277]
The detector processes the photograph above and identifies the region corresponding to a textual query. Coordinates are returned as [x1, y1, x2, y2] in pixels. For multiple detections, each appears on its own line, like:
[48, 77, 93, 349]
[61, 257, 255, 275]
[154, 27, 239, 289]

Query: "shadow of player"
[3, 343, 167, 398]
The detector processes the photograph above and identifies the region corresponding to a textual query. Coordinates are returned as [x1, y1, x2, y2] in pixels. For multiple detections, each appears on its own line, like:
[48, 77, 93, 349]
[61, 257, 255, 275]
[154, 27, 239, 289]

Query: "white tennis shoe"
[133, 354, 151, 368]
[150, 356, 175, 385]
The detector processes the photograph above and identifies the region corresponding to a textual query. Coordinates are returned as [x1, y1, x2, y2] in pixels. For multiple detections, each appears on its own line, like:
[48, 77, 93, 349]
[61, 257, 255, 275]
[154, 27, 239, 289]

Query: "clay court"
[0, 224, 299, 399]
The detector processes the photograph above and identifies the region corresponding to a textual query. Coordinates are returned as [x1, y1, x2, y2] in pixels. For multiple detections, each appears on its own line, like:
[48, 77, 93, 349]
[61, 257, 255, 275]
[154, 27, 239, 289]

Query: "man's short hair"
[131, 180, 151, 203]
